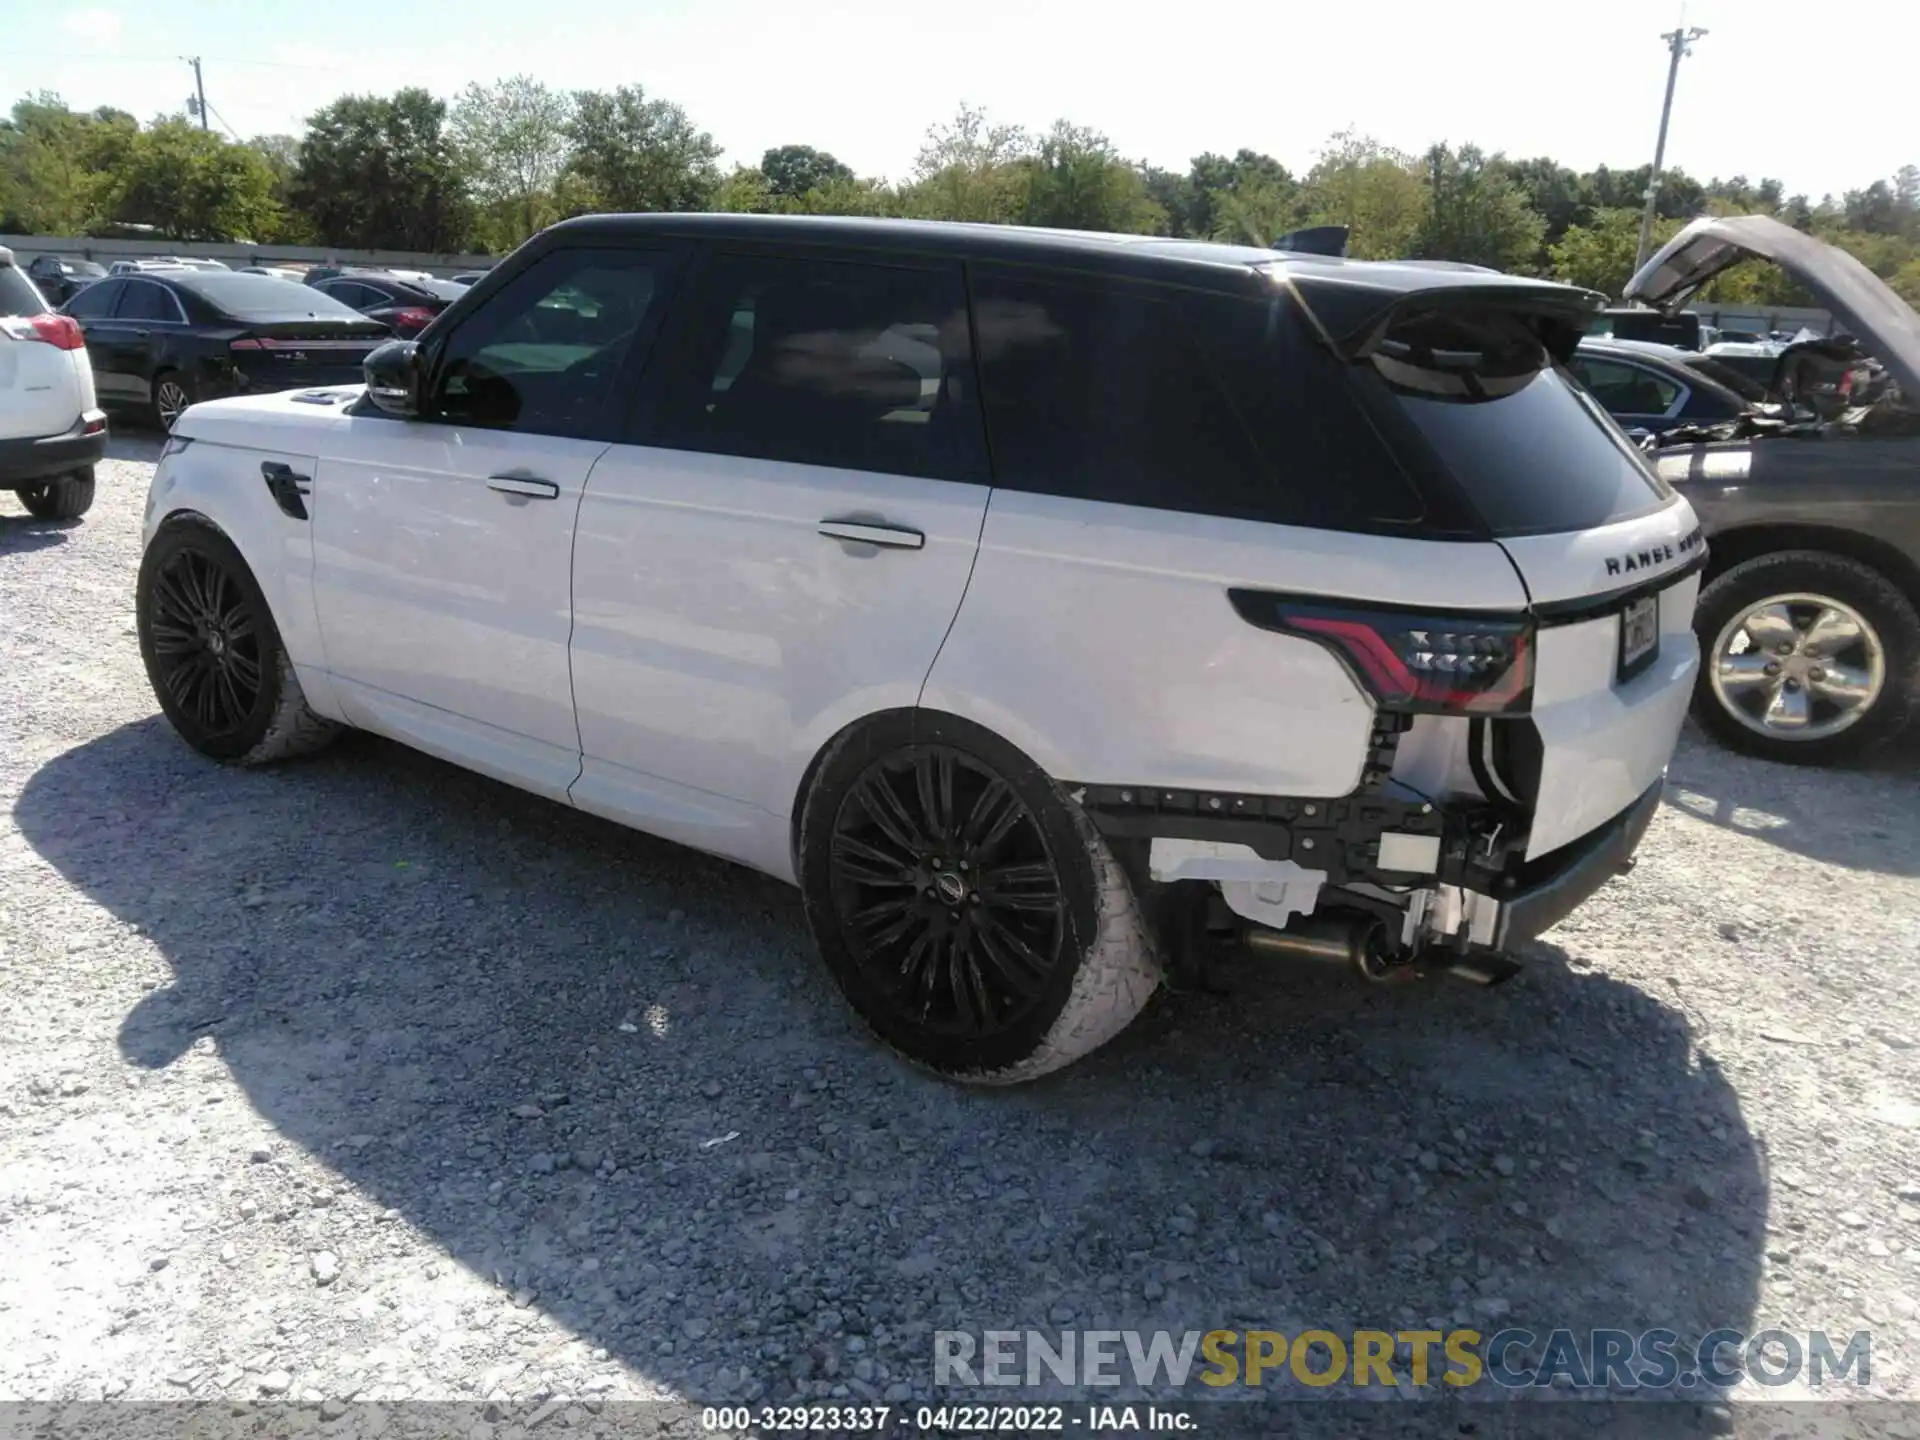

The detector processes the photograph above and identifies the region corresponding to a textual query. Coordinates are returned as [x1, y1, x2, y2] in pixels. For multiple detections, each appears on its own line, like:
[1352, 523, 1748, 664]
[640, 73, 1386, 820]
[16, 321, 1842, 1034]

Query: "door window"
[647, 251, 973, 481]
[116, 280, 185, 323]
[427, 246, 675, 436]
[61, 280, 121, 318]
[1568, 356, 1681, 416]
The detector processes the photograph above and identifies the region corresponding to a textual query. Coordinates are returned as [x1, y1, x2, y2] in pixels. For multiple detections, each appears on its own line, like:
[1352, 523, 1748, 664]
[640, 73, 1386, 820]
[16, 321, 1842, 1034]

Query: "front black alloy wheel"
[137, 516, 342, 764]
[828, 745, 1065, 1042]
[799, 712, 1159, 1083]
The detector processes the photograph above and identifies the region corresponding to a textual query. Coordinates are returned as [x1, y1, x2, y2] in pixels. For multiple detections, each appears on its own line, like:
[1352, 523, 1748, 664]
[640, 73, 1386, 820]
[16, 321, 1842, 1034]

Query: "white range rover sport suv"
[136, 215, 1703, 1082]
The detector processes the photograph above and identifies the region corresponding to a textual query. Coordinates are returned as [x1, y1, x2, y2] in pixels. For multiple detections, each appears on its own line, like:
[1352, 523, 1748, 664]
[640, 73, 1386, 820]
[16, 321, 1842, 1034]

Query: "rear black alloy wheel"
[153, 372, 193, 431]
[829, 745, 1064, 1043]
[137, 516, 342, 764]
[799, 713, 1159, 1083]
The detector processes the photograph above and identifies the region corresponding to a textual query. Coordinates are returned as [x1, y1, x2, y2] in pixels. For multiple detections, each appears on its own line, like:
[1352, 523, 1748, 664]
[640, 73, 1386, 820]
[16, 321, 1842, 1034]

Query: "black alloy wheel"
[146, 544, 267, 739]
[827, 745, 1066, 1042]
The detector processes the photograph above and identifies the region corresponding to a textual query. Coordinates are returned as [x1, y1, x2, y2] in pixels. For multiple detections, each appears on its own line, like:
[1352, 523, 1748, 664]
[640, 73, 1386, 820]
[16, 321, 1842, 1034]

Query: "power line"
[1634, 25, 1707, 274]
[33, 49, 347, 73]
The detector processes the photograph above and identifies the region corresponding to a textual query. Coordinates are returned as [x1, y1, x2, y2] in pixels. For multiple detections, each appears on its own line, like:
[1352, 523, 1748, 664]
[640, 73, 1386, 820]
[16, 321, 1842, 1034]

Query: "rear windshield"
[0, 265, 48, 316]
[1374, 311, 1671, 538]
[177, 273, 367, 321]
[402, 278, 468, 302]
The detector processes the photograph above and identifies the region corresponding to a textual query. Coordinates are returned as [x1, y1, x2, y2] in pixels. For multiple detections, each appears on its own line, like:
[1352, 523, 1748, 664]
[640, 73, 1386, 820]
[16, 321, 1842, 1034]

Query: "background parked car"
[1, 246, 106, 519]
[1626, 213, 1920, 765]
[1569, 337, 1756, 436]
[238, 265, 307, 282]
[448, 271, 489, 286]
[59, 269, 390, 430]
[306, 271, 468, 337]
[24, 255, 106, 308]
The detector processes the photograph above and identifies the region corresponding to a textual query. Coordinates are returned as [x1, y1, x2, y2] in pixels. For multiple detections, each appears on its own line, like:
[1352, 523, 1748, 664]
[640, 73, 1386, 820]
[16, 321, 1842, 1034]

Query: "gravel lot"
[4, 437, 1920, 1436]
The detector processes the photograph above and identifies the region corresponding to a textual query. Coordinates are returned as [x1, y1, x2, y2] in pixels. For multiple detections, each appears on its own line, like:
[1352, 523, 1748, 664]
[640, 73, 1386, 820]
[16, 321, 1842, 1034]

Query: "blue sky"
[11, 0, 1915, 200]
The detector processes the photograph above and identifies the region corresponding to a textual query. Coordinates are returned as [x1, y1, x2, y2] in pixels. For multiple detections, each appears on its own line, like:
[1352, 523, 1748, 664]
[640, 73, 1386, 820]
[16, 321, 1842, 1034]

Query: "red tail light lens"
[1, 314, 86, 349]
[1230, 592, 1535, 716]
[391, 307, 436, 332]
[230, 337, 263, 351]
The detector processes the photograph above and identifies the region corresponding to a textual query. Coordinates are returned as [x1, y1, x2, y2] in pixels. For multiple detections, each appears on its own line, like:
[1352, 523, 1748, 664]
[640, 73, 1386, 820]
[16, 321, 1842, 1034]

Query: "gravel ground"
[3, 437, 1920, 1437]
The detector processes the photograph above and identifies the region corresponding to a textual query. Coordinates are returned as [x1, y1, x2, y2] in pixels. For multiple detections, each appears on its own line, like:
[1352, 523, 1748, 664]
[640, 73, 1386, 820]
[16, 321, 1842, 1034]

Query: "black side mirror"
[364, 339, 423, 417]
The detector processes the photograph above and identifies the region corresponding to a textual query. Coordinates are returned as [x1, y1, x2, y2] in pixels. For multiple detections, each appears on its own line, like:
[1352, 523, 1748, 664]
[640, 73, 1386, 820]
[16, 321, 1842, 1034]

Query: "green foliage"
[291, 89, 472, 250]
[761, 145, 853, 200]
[451, 76, 573, 249]
[1415, 144, 1545, 273]
[102, 117, 282, 242]
[899, 104, 1032, 224]
[1022, 122, 1164, 234]
[1292, 130, 1427, 259]
[562, 85, 721, 215]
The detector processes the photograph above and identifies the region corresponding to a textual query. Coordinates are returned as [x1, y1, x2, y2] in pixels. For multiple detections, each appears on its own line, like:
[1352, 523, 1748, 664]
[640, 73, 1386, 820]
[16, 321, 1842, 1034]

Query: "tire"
[16, 467, 96, 520]
[1692, 550, 1920, 765]
[798, 710, 1160, 1084]
[136, 514, 342, 765]
[151, 370, 194, 432]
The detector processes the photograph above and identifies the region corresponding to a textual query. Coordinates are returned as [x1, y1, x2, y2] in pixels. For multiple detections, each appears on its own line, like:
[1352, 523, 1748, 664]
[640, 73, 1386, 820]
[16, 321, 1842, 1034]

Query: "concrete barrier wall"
[1, 233, 495, 278]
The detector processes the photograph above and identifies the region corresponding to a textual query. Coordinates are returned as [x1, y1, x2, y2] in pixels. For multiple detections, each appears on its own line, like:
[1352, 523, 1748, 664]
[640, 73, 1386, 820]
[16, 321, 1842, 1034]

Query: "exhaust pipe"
[1244, 917, 1397, 983]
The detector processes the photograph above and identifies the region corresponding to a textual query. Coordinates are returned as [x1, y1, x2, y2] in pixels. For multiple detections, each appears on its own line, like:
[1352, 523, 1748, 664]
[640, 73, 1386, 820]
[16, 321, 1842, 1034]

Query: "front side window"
[428, 246, 674, 436]
[648, 251, 971, 481]
[116, 281, 184, 323]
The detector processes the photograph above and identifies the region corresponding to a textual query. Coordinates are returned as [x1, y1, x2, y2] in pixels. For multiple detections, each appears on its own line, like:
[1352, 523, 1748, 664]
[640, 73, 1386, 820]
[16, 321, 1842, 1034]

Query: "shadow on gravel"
[1662, 728, 1920, 878]
[105, 430, 167, 463]
[17, 717, 1766, 1420]
[0, 511, 80, 552]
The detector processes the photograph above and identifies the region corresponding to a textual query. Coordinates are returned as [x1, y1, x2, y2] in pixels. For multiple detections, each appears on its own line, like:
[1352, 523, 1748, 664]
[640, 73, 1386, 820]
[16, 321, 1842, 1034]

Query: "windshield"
[404, 278, 469, 302]
[179, 273, 369, 321]
[1372, 311, 1671, 537]
[0, 265, 48, 315]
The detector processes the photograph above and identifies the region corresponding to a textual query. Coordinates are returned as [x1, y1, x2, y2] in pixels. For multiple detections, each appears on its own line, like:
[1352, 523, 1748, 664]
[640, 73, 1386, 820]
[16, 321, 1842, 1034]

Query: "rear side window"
[649, 251, 973, 481]
[970, 269, 1424, 529]
[61, 280, 120, 318]
[117, 281, 183, 322]
[0, 265, 47, 316]
[1371, 311, 1671, 537]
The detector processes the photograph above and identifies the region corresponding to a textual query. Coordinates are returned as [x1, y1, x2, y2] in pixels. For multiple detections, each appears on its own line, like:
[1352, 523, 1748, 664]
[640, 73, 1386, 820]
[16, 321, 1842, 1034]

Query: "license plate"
[1617, 594, 1660, 682]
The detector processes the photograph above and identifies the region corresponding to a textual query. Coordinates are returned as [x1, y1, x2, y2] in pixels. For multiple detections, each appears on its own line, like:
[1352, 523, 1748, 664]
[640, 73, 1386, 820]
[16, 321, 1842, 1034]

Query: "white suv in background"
[1, 247, 106, 519]
[134, 216, 1703, 1082]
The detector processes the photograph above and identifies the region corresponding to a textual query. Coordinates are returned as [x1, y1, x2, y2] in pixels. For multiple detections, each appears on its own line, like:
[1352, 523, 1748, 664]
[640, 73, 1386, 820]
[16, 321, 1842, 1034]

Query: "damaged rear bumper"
[1493, 778, 1661, 948]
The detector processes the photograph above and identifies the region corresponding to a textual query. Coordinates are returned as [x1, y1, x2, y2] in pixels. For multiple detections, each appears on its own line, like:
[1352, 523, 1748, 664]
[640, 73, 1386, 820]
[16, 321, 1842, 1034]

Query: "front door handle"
[817, 519, 925, 550]
[487, 475, 560, 500]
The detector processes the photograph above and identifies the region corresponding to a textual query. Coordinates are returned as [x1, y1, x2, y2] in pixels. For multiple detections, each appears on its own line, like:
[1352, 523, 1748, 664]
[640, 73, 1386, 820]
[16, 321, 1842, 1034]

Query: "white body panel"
[0, 333, 94, 442]
[310, 413, 603, 803]
[567, 446, 990, 875]
[921, 490, 1528, 797]
[148, 395, 348, 720]
[1496, 497, 1703, 858]
[1524, 572, 1699, 858]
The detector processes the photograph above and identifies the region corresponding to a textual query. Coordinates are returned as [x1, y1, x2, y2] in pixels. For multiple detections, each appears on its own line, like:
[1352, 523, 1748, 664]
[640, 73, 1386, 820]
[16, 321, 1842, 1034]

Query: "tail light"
[0, 314, 86, 350]
[391, 307, 436, 333]
[1230, 592, 1534, 716]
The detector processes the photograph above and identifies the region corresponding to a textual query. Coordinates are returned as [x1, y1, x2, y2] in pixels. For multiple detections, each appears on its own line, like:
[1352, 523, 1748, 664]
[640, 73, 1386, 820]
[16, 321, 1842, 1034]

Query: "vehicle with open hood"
[1625, 214, 1920, 764]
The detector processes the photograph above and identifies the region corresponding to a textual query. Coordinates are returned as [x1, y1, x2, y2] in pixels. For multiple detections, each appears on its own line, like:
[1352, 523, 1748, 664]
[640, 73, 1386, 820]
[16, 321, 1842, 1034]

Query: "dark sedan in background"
[1569, 337, 1760, 436]
[307, 272, 467, 337]
[25, 254, 106, 307]
[1621, 215, 1920, 766]
[59, 271, 390, 430]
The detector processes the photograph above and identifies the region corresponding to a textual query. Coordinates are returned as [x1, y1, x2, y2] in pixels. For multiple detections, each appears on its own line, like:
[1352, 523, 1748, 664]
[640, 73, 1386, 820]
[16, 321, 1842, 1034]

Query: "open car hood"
[1624, 214, 1920, 401]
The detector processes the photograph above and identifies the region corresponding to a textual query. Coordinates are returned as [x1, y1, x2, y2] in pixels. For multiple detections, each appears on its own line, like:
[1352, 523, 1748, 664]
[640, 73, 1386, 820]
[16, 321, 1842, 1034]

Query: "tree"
[1548, 206, 1675, 296]
[1505, 156, 1587, 246]
[1021, 122, 1163, 234]
[451, 76, 574, 249]
[563, 85, 721, 214]
[292, 89, 473, 250]
[0, 93, 100, 232]
[900, 104, 1030, 224]
[103, 117, 281, 241]
[760, 144, 853, 200]
[1186, 149, 1294, 242]
[1415, 143, 1546, 272]
[1293, 131, 1426, 260]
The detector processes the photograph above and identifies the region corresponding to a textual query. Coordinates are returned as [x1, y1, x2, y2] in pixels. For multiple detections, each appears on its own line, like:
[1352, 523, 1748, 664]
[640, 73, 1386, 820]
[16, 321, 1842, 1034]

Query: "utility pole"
[185, 56, 208, 131]
[1634, 25, 1707, 274]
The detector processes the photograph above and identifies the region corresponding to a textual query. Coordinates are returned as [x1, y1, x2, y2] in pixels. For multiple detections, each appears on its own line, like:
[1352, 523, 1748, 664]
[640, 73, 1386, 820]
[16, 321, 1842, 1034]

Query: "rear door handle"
[817, 519, 925, 550]
[487, 475, 560, 500]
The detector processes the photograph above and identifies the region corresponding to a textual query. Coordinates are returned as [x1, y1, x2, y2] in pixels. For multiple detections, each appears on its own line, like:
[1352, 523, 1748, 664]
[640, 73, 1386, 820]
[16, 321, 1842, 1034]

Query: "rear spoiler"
[1282, 268, 1606, 365]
